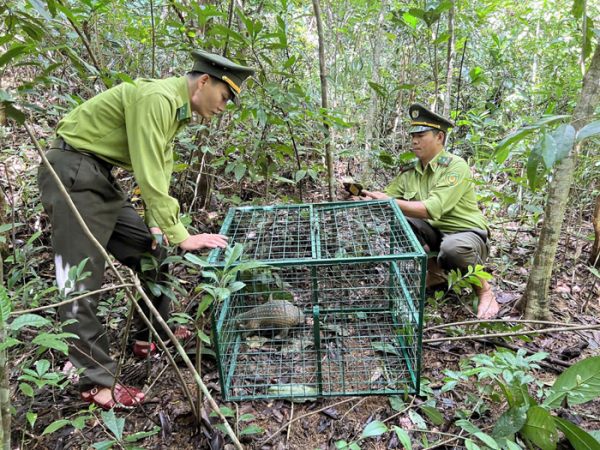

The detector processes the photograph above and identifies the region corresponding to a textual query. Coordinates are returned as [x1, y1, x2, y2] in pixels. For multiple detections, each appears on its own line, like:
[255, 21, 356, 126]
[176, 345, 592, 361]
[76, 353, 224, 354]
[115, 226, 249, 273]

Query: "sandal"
[165, 327, 193, 346]
[80, 385, 145, 411]
[134, 328, 193, 358]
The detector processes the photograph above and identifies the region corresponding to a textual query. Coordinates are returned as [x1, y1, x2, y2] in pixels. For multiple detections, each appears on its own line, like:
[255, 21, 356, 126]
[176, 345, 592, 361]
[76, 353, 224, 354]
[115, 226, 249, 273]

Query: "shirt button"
[168, 235, 174, 239]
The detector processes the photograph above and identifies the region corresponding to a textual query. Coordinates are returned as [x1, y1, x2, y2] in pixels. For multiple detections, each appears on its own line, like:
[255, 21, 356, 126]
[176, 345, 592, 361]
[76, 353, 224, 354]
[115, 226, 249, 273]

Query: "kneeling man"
[356, 103, 499, 319]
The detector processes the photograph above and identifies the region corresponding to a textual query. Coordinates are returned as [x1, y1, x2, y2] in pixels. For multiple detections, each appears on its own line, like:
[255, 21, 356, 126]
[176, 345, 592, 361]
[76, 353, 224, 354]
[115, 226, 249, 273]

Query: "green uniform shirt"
[384, 149, 490, 234]
[56, 76, 193, 244]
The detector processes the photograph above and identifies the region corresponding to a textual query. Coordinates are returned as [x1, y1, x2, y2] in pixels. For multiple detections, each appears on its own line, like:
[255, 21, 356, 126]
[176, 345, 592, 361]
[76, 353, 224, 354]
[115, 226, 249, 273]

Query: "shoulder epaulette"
[399, 159, 418, 173]
[437, 156, 453, 167]
[177, 103, 189, 121]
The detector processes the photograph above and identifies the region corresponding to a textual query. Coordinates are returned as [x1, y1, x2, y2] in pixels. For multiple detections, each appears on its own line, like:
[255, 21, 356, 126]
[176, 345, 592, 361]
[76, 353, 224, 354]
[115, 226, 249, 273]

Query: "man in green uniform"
[353, 103, 499, 319]
[38, 51, 255, 410]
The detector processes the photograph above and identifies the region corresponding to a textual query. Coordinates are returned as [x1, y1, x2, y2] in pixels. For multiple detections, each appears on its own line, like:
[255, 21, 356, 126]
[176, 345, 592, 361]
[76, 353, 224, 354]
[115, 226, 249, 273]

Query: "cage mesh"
[208, 200, 426, 401]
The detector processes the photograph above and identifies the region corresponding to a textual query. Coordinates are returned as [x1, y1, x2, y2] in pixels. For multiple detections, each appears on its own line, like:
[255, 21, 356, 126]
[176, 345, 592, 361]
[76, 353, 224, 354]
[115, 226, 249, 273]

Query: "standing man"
[38, 51, 255, 410]
[355, 103, 499, 319]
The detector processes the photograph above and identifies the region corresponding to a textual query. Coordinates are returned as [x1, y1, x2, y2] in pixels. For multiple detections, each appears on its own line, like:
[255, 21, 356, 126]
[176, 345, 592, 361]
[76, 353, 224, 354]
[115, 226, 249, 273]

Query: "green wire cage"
[207, 199, 426, 402]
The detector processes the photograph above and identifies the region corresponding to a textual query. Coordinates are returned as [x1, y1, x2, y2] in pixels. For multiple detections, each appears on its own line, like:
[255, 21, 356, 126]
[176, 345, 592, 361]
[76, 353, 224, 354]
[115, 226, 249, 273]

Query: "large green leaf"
[572, 0, 585, 18]
[552, 124, 576, 163]
[42, 419, 71, 435]
[361, 421, 389, 439]
[419, 405, 444, 425]
[527, 139, 545, 190]
[493, 127, 536, 163]
[520, 406, 558, 450]
[393, 426, 412, 450]
[184, 253, 212, 267]
[102, 409, 124, 441]
[555, 418, 600, 450]
[0, 44, 29, 68]
[493, 405, 529, 438]
[0, 286, 11, 325]
[543, 356, 600, 409]
[8, 314, 51, 331]
[540, 132, 557, 169]
[576, 121, 600, 143]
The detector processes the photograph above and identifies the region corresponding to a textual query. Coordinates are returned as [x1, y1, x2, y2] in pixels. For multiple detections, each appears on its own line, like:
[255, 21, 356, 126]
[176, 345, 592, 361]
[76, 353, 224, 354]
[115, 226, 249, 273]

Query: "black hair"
[430, 129, 447, 146]
[187, 71, 221, 85]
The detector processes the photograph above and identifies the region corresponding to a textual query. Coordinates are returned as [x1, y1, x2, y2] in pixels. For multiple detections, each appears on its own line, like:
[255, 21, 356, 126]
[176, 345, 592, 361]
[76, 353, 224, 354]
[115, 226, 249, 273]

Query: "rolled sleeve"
[422, 163, 470, 221]
[125, 94, 190, 244]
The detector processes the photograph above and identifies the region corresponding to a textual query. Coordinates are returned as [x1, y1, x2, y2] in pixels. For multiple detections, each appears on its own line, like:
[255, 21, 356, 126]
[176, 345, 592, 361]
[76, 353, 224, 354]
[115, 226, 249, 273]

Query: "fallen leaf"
[555, 282, 570, 294]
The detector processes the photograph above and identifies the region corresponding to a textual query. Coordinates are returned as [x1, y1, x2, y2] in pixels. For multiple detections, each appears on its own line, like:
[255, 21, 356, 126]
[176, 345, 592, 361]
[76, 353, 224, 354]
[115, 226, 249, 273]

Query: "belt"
[50, 138, 114, 172]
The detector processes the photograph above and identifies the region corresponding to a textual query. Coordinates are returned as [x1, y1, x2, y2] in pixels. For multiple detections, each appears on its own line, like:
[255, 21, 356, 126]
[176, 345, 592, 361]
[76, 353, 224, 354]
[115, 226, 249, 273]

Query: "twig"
[10, 285, 135, 316]
[382, 395, 416, 424]
[451, 38, 468, 151]
[423, 323, 600, 344]
[146, 363, 170, 394]
[341, 397, 368, 420]
[261, 397, 360, 445]
[286, 402, 293, 447]
[55, 0, 106, 87]
[25, 122, 242, 449]
[424, 318, 584, 332]
[1, 162, 17, 261]
[150, 0, 155, 77]
[112, 292, 137, 405]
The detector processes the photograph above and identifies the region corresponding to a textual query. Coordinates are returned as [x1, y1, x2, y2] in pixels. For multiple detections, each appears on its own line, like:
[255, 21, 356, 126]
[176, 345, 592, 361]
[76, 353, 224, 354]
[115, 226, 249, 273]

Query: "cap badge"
[411, 109, 419, 119]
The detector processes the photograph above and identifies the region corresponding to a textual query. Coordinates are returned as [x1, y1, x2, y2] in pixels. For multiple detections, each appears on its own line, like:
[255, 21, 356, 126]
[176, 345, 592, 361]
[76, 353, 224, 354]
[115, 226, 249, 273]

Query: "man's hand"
[179, 234, 229, 251]
[149, 227, 169, 250]
[361, 190, 390, 200]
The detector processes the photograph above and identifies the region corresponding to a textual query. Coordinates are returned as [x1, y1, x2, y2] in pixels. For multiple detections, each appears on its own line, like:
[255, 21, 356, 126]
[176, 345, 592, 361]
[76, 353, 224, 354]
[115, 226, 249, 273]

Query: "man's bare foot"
[475, 279, 499, 319]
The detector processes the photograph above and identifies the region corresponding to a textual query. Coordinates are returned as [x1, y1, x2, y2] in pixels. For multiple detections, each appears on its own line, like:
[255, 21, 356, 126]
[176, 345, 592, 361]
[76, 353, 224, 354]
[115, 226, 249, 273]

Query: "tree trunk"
[590, 179, 600, 267]
[520, 43, 600, 320]
[0, 187, 8, 266]
[432, 20, 440, 113]
[442, 2, 455, 117]
[0, 327, 9, 450]
[362, 0, 387, 181]
[312, 0, 335, 201]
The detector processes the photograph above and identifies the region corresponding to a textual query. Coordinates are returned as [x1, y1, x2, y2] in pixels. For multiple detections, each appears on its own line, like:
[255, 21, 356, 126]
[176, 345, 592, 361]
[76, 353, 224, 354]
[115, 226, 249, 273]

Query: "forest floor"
[3, 125, 600, 449]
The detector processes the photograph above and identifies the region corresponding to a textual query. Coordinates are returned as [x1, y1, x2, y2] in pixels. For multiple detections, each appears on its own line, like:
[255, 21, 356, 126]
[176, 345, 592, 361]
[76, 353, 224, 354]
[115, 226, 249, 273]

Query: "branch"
[10, 284, 135, 316]
[55, 0, 106, 87]
[424, 318, 583, 332]
[423, 323, 600, 344]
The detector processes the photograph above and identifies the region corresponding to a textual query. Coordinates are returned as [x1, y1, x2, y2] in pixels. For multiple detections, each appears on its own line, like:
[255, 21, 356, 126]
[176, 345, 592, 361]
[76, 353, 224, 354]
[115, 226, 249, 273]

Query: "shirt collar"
[429, 149, 446, 172]
[416, 148, 445, 174]
[176, 76, 193, 122]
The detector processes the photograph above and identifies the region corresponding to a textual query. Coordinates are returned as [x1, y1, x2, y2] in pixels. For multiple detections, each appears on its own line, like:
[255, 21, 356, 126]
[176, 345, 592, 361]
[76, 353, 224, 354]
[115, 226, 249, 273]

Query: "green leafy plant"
[453, 350, 600, 450]
[88, 409, 160, 450]
[210, 406, 264, 438]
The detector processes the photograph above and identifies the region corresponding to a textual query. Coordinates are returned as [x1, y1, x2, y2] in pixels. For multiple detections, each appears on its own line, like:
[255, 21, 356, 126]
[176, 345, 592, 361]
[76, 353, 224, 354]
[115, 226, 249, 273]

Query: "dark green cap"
[191, 50, 255, 105]
[408, 103, 455, 134]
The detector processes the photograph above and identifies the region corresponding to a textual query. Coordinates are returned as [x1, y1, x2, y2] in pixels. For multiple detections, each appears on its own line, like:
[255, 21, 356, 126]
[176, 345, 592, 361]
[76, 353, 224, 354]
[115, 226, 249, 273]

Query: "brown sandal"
[80, 385, 145, 411]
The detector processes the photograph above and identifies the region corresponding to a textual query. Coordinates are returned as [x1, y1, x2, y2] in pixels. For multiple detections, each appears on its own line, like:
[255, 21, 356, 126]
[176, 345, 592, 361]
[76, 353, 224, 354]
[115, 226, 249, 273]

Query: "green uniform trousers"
[406, 217, 490, 272]
[38, 145, 173, 392]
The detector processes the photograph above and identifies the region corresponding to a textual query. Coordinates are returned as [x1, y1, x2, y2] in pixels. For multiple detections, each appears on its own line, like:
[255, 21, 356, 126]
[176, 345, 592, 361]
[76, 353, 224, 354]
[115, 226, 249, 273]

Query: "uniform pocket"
[403, 191, 417, 200]
[45, 150, 84, 191]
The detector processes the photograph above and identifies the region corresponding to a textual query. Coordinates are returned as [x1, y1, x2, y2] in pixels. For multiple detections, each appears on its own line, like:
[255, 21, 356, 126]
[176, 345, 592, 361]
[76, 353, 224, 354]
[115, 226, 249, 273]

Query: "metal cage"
[207, 199, 426, 401]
